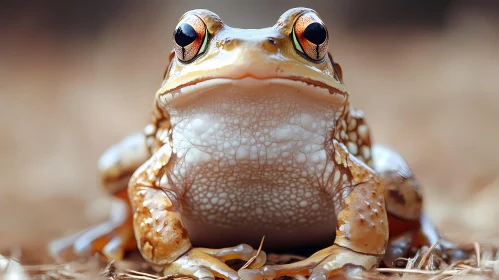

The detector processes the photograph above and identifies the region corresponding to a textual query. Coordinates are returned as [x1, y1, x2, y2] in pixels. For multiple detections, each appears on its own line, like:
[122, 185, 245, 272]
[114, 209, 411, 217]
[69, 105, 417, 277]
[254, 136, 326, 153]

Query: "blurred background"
[1, 0, 498, 262]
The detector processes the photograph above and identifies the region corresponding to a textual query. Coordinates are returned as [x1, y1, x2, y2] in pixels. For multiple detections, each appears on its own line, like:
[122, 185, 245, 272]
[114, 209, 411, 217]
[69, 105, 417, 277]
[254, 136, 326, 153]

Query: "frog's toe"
[49, 200, 134, 261]
[165, 262, 229, 280]
[164, 245, 266, 280]
[308, 259, 365, 280]
[100, 224, 135, 259]
[239, 246, 380, 280]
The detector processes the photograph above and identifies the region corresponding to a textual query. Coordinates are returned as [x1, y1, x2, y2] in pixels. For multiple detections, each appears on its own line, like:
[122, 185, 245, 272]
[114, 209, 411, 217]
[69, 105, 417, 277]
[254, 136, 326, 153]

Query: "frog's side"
[50, 7, 461, 279]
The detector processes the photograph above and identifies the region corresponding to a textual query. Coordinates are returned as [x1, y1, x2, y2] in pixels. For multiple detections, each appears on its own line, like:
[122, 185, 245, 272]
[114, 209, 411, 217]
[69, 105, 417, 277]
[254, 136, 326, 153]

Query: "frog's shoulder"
[335, 105, 373, 166]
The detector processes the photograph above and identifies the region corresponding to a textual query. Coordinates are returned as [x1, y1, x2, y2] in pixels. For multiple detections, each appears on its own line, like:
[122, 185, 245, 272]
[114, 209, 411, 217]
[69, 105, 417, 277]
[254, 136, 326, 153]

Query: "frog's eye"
[291, 12, 328, 62]
[173, 14, 209, 62]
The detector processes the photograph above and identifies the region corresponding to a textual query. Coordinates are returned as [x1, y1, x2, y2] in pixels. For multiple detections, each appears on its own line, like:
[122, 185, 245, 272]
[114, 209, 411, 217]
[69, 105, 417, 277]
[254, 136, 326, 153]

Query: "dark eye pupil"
[303, 22, 326, 45]
[175, 23, 197, 47]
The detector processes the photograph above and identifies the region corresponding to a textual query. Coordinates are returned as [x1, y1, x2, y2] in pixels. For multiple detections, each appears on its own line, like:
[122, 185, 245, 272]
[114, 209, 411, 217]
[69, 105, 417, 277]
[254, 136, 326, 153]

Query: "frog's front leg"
[49, 132, 150, 260]
[239, 141, 388, 280]
[129, 144, 266, 280]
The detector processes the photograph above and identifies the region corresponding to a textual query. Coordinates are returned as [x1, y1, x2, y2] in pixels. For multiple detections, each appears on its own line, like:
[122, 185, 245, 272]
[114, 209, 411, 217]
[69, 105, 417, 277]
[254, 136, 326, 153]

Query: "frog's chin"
[158, 77, 347, 110]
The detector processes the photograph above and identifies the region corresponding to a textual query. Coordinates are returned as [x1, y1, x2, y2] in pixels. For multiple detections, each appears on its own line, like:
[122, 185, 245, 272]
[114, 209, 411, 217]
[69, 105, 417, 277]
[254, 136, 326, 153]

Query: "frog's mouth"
[158, 76, 347, 109]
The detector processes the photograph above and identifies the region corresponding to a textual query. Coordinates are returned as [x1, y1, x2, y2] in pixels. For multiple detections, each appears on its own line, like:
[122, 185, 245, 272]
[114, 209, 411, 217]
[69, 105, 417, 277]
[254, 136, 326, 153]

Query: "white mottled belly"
[162, 78, 345, 247]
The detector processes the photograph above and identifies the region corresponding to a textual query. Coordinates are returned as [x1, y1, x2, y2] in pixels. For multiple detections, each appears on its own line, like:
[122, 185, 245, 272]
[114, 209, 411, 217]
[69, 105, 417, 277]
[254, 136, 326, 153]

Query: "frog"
[50, 7, 459, 280]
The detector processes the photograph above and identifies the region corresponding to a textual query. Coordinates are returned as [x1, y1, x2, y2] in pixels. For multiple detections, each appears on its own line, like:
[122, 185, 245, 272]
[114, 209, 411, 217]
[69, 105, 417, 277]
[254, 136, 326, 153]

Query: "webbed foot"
[239, 246, 378, 280]
[49, 199, 135, 260]
[164, 244, 266, 280]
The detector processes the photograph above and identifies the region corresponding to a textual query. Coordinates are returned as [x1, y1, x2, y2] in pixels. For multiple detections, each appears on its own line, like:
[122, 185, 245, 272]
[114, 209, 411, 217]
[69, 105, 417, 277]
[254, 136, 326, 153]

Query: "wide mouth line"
[159, 75, 347, 98]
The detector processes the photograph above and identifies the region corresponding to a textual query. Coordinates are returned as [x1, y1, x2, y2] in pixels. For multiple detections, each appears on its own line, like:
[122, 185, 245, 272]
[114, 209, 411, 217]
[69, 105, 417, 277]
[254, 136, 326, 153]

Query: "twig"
[417, 242, 439, 269]
[474, 241, 481, 267]
[240, 236, 265, 270]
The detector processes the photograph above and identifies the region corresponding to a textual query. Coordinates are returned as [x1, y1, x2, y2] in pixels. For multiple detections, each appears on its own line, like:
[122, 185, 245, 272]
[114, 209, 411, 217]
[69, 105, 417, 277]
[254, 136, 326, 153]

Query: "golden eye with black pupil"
[173, 14, 209, 62]
[292, 12, 328, 61]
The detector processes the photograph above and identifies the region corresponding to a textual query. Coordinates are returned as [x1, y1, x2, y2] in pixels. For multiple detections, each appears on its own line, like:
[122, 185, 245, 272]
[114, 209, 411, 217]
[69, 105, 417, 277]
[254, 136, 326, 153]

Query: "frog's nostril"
[267, 37, 276, 45]
[262, 37, 278, 53]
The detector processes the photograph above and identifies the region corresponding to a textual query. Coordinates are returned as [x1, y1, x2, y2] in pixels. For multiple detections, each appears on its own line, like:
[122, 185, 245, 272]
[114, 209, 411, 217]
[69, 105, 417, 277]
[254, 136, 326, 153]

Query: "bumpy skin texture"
[49, 7, 460, 280]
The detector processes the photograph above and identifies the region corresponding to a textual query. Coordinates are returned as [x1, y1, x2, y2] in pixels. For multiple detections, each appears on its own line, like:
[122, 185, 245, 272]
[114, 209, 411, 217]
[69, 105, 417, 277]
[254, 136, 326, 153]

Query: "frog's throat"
[158, 77, 347, 109]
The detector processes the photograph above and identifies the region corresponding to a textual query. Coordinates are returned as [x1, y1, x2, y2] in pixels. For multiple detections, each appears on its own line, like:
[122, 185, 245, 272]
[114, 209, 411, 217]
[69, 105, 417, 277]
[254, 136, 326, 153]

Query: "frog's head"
[156, 8, 348, 119]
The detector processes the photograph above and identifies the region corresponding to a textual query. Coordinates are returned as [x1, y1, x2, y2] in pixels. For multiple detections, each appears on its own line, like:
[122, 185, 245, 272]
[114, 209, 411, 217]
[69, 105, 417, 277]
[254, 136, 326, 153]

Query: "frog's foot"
[50, 132, 150, 261]
[49, 198, 135, 260]
[239, 246, 379, 280]
[164, 245, 267, 280]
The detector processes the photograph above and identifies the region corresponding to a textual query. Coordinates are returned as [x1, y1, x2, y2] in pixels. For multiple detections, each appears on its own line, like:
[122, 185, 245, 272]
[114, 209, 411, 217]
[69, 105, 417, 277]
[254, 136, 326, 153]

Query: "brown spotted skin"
[128, 143, 192, 265]
[330, 141, 387, 256]
[49, 7, 462, 280]
[335, 106, 373, 166]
